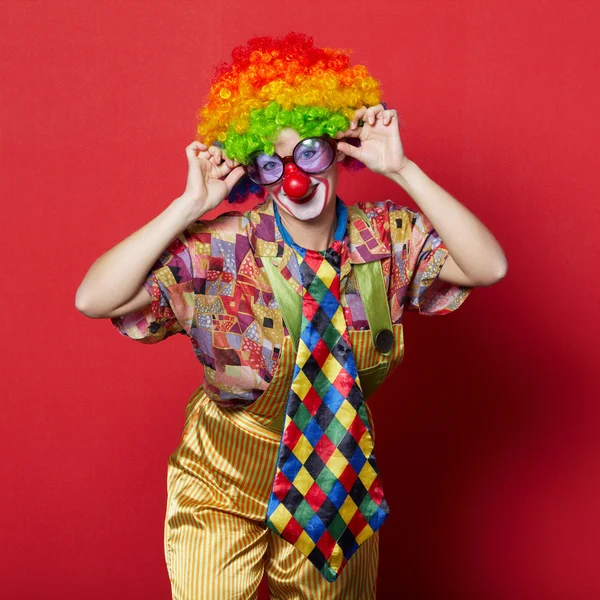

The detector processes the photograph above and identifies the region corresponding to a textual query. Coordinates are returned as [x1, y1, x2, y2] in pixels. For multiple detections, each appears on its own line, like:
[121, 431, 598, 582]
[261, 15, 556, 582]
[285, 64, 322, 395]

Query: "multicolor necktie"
[265, 200, 389, 583]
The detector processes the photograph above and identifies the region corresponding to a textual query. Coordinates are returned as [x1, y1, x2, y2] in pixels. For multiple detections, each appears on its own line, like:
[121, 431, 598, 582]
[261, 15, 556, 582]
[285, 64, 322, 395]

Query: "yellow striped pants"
[164, 334, 390, 599]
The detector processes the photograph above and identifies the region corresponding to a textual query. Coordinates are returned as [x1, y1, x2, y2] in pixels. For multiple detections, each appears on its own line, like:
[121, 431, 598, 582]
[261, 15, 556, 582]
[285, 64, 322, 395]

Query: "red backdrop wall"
[2, 1, 599, 598]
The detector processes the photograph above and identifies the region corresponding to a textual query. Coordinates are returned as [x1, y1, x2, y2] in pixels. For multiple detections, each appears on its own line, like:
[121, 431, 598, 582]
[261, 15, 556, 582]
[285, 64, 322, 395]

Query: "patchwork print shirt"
[111, 197, 473, 407]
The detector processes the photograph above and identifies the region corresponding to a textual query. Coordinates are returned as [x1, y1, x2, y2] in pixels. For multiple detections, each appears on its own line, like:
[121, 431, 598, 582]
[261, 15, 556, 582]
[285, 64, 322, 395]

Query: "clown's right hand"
[179, 141, 244, 219]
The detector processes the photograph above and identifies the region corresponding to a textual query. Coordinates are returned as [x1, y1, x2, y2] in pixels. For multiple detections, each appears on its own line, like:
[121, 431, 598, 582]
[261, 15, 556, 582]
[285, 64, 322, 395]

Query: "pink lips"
[288, 184, 318, 204]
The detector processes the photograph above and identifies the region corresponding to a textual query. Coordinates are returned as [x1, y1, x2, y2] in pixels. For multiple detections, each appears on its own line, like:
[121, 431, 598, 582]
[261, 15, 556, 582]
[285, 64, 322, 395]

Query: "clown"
[190, 33, 403, 233]
[77, 32, 507, 599]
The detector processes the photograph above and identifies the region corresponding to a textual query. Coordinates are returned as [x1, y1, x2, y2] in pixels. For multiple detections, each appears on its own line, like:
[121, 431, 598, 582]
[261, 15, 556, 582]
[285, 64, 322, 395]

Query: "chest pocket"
[261, 258, 402, 400]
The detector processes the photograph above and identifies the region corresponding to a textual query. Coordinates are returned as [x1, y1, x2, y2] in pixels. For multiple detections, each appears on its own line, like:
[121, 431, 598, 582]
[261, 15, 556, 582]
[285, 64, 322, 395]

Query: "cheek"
[264, 183, 280, 197]
[316, 166, 338, 189]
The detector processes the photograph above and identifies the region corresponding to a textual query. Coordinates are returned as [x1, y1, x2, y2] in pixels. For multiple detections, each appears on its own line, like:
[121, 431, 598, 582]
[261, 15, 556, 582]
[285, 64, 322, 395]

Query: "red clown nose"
[282, 163, 312, 202]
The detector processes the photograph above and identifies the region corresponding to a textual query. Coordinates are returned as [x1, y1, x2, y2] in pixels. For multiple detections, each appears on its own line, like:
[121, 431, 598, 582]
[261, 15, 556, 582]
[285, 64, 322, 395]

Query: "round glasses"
[244, 136, 338, 186]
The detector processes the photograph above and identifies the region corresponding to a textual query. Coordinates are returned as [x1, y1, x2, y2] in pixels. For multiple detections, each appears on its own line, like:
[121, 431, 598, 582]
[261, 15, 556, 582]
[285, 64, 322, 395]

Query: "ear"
[336, 149, 346, 163]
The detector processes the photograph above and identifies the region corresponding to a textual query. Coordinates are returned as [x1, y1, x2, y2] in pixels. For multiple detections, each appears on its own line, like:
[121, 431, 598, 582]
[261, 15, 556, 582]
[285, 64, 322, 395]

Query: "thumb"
[223, 165, 246, 192]
[336, 140, 361, 160]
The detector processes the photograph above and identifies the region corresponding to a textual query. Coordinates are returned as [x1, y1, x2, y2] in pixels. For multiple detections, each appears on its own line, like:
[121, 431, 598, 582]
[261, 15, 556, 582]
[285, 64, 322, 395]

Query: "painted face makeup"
[259, 128, 341, 221]
[269, 175, 332, 221]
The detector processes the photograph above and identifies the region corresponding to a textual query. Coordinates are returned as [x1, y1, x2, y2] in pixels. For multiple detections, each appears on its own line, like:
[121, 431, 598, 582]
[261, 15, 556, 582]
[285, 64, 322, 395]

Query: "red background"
[2, 1, 599, 598]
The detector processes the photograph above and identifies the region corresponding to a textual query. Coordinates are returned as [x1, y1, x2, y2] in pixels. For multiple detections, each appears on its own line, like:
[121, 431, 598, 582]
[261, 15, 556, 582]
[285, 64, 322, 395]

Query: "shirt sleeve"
[389, 203, 473, 316]
[110, 232, 195, 343]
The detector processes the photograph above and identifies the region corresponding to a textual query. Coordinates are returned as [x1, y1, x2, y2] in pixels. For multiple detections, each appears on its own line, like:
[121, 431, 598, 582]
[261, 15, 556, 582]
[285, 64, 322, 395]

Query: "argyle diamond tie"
[265, 234, 389, 583]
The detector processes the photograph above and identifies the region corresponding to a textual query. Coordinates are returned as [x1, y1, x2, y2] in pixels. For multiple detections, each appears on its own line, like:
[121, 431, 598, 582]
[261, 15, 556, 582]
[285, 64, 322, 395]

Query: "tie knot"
[322, 247, 341, 272]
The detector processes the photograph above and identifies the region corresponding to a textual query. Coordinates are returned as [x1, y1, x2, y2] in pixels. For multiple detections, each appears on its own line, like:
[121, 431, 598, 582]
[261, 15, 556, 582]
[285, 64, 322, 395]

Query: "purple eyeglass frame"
[243, 136, 338, 186]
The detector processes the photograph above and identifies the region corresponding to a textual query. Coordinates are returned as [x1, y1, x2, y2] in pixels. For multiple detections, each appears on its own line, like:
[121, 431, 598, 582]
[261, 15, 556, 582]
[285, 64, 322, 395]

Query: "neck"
[277, 198, 338, 251]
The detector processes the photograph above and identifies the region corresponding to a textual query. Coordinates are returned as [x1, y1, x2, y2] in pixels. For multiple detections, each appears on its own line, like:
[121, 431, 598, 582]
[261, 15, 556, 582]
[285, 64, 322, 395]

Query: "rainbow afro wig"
[195, 32, 383, 203]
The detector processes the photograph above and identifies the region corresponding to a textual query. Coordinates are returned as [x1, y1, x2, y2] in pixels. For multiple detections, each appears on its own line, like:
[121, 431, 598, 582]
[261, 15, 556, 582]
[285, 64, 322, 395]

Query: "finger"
[386, 108, 398, 123]
[382, 109, 398, 125]
[223, 165, 246, 192]
[334, 127, 355, 139]
[209, 147, 224, 165]
[188, 140, 215, 163]
[214, 160, 240, 179]
[187, 140, 207, 150]
[186, 141, 207, 160]
[197, 148, 213, 162]
[336, 140, 361, 160]
[351, 106, 368, 128]
[221, 149, 238, 165]
[365, 104, 384, 125]
[336, 126, 362, 140]
[225, 157, 241, 169]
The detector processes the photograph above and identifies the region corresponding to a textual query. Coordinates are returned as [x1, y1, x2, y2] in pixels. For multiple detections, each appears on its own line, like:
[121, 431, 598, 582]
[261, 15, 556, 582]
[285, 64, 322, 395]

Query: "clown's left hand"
[335, 104, 409, 177]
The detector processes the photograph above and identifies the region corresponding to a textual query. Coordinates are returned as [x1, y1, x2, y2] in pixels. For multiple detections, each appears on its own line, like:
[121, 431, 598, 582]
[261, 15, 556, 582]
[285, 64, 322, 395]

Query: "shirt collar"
[247, 195, 389, 265]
